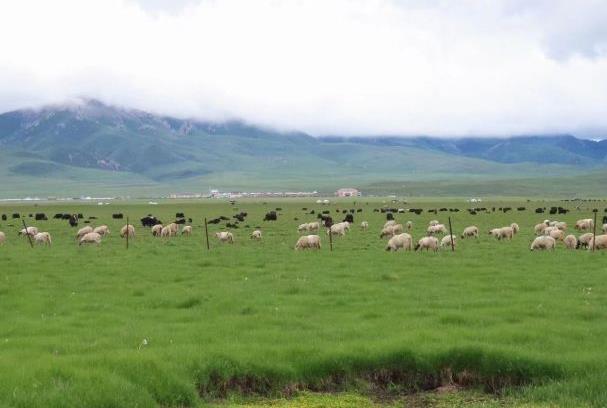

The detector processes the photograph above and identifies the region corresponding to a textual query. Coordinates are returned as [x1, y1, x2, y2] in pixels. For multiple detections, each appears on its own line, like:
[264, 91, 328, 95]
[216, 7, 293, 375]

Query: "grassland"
[1, 198, 607, 407]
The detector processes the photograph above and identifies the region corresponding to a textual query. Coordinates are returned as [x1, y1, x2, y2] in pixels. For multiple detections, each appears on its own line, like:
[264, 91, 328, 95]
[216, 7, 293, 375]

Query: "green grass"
[0, 198, 606, 407]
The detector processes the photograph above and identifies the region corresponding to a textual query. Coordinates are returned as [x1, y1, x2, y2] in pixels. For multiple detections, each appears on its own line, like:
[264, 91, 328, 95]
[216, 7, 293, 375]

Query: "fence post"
[592, 211, 597, 252]
[329, 226, 333, 252]
[204, 218, 210, 251]
[21, 219, 33, 248]
[448, 216, 455, 252]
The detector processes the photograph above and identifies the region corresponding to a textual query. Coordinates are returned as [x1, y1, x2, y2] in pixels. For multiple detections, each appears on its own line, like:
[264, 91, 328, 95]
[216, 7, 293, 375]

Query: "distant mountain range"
[0, 99, 605, 197]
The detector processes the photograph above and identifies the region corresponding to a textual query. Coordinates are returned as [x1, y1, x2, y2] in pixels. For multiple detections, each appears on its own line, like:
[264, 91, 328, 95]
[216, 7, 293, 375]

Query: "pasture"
[0, 198, 606, 407]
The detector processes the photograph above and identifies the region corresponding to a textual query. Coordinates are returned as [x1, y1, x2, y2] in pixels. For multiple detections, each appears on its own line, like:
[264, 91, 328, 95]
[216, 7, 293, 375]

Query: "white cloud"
[0, 0, 606, 136]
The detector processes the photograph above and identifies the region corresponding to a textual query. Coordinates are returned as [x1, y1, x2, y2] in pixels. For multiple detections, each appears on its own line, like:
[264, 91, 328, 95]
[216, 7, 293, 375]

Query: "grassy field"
[1, 198, 607, 407]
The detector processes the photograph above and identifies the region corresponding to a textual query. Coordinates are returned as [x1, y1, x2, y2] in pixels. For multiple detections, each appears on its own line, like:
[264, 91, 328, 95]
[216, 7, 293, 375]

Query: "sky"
[0, 0, 606, 137]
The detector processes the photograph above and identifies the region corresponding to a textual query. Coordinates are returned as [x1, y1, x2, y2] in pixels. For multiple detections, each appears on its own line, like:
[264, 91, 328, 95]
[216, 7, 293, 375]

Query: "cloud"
[0, 0, 606, 136]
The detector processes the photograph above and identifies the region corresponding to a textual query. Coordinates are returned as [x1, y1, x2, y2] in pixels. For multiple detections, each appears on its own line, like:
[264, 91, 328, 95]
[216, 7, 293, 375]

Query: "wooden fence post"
[448, 216, 455, 252]
[204, 218, 210, 251]
[21, 219, 33, 248]
[592, 211, 597, 252]
[126, 217, 129, 249]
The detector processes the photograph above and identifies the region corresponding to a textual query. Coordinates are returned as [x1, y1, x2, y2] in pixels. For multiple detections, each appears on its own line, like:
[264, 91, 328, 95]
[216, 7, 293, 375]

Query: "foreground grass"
[0, 198, 606, 407]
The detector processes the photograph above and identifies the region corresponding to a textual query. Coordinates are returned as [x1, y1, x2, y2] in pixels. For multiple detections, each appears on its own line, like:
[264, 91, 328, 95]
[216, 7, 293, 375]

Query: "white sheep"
[297, 223, 309, 233]
[33, 232, 52, 246]
[385, 233, 413, 251]
[427, 224, 447, 235]
[588, 234, 607, 251]
[307, 222, 320, 232]
[563, 234, 577, 249]
[406, 221, 413, 231]
[440, 234, 457, 249]
[79, 232, 102, 246]
[120, 224, 135, 238]
[215, 231, 234, 243]
[151, 224, 163, 237]
[578, 233, 594, 249]
[383, 220, 397, 228]
[530, 236, 556, 251]
[19, 226, 38, 237]
[250, 230, 262, 240]
[575, 219, 594, 231]
[510, 223, 519, 234]
[0, 231, 5, 245]
[534, 223, 547, 235]
[461, 226, 478, 239]
[428, 220, 440, 226]
[415, 236, 439, 252]
[360, 221, 369, 230]
[295, 234, 321, 250]
[76, 226, 93, 239]
[181, 226, 192, 236]
[549, 228, 565, 241]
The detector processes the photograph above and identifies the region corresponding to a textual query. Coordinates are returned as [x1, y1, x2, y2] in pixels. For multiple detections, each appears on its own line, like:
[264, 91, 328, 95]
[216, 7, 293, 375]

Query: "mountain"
[0, 99, 606, 197]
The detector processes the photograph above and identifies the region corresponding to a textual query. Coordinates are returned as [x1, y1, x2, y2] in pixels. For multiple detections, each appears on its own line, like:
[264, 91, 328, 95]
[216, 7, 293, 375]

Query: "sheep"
[490, 227, 513, 240]
[360, 221, 369, 230]
[406, 221, 413, 231]
[295, 234, 321, 250]
[440, 234, 457, 249]
[548, 228, 565, 241]
[167, 223, 179, 235]
[19, 226, 38, 237]
[510, 223, 520, 234]
[530, 236, 556, 251]
[534, 223, 547, 235]
[181, 226, 192, 236]
[543, 226, 559, 236]
[120, 224, 135, 238]
[427, 224, 447, 235]
[563, 235, 578, 249]
[297, 223, 309, 233]
[379, 224, 403, 238]
[461, 226, 478, 239]
[575, 218, 594, 231]
[79, 232, 102, 246]
[151, 224, 163, 237]
[307, 222, 320, 232]
[215, 231, 234, 243]
[160, 226, 173, 238]
[428, 220, 440, 226]
[385, 233, 413, 251]
[489, 228, 502, 239]
[93, 225, 110, 236]
[328, 222, 348, 236]
[383, 220, 396, 228]
[588, 234, 607, 250]
[76, 226, 93, 239]
[415, 236, 439, 251]
[578, 233, 594, 249]
[555, 222, 567, 231]
[0, 231, 5, 245]
[33, 232, 52, 246]
[250, 230, 262, 240]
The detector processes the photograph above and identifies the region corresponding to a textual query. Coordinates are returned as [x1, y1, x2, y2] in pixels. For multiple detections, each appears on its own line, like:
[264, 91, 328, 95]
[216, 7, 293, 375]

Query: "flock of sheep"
[1, 216, 606, 252]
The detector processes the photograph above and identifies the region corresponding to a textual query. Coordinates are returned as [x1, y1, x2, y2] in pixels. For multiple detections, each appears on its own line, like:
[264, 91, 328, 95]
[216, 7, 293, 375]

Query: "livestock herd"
[1, 210, 606, 252]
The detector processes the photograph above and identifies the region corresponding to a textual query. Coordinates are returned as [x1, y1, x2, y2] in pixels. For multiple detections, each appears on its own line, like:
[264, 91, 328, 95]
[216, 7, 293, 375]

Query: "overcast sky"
[1, 0, 606, 136]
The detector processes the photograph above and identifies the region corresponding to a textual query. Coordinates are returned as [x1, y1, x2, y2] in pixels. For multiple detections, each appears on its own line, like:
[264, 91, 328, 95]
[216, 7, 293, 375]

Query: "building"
[335, 188, 361, 197]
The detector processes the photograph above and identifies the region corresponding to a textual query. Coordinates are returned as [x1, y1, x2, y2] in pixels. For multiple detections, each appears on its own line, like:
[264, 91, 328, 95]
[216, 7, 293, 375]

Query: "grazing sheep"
[360, 221, 369, 230]
[534, 223, 547, 235]
[215, 231, 234, 243]
[167, 223, 179, 235]
[440, 234, 457, 249]
[379, 224, 403, 238]
[181, 226, 192, 236]
[76, 226, 93, 239]
[415, 236, 439, 252]
[428, 220, 440, 226]
[510, 223, 520, 234]
[461, 226, 478, 239]
[489, 228, 502, 239]
[307, 222, 320, 232]
[120, 224, 135, 238]
[328, 222, 348, 236]
[151, 224, 163, 237]
[588, 234, 607, 250]
[543, 226, 559, 236]
[0, 231, 5, 245]
[385, 233, 413, 251]
[549, 228, 565, 241]
[530, 236, 556, 251]
[250, 230, 262, 240]
[93, 225, 110, 236]
[297, 223, 309, 233]
[575, 218, 594, 231]
[295, 234, 321, 250]
[19, 226, 38, 237]
[383, 220, 397, 228]
[578, 233, 594, 249]
[427, 224, 447, 235]
[33, 232, 52, 246]
[79, 232, 102, 246]
[160, 226, 173, 238]
[563, 234, 577, 249]
[555, 222, 567, 231]
[490, 227, 513, 240]
[406, 221, 413, 231]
